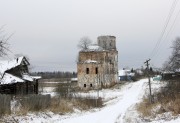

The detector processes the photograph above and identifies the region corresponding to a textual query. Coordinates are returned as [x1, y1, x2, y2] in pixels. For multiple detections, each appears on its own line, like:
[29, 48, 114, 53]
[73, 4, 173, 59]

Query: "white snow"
[31, 76, 42, 80]
[22, 74, 34, 82]
[39, 87, 57, 97]
[0, 56, 24, 75]
[118, 70, 126, 76]
[7, 79, 146, 123]
[118, 69, 135, 76]
[84, 59, 98, 64]
[3, 79, 180, 123]
[22, 74, 41, 82]
[87, 45, 103, 51]
[0, 56, 41, 85]
[60, 79, 146, 123]
[0, 73, 24, 84]
[71, 78, 78, 81]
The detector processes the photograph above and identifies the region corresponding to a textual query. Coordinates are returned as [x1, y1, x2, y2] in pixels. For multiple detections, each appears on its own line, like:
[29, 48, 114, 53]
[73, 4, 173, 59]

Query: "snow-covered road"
[60, 79, 147, 123]
[6, 79, 149, 123]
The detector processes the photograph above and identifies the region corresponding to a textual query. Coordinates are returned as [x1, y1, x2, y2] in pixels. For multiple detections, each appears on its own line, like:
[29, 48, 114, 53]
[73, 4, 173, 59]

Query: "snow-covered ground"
[2, 79, 180, 123]
[58, 79, 145, 123]
[39, 86, 57, 96]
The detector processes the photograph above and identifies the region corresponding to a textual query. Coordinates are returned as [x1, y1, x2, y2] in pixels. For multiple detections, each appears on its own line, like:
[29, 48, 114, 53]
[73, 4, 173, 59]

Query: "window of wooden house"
[86, 68, 89, 74]
[96, 67, 98, 74]
[84, 84, 86, 88]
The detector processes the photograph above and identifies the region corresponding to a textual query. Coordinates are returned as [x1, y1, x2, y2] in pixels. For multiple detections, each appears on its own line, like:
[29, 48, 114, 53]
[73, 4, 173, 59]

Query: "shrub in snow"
[20, 94, 51, 113]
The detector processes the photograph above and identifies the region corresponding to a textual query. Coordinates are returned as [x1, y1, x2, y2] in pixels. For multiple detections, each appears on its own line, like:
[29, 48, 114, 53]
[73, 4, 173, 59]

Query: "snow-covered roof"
[31, 76, 42, 80]
[22, 74, 41, 81]
[0, 73, 25, 85]
[0, 56, 29, 75]
[118, 70, 126, 76]
[22, 74, 34, 82]
[0, 56, 40, 85]
[118, 70, 135, 76]
[82, 45, 104, 52]
[0, 73, 41, 85]
[89, 45, 103, 50]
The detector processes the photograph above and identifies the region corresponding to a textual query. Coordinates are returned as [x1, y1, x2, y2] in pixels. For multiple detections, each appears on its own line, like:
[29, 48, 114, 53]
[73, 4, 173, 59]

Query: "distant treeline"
[31, 71, 77, 79]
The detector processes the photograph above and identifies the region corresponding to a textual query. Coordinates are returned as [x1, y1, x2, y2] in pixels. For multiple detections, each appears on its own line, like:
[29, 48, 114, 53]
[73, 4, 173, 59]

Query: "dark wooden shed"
[0, 56, 41, 95]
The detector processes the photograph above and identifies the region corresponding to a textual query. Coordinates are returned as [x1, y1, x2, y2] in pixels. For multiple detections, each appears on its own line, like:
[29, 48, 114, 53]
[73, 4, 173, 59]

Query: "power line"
[150, 0, 178, 58]
[153, 5, 180, 60]
[150, 0, 178, 59]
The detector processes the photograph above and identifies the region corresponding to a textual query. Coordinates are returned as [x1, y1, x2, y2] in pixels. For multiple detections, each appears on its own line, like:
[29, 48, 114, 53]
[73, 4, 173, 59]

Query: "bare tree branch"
[77, 36, 92, 50]
[163, 37, 180, 72]
[0, 26, 12, 57]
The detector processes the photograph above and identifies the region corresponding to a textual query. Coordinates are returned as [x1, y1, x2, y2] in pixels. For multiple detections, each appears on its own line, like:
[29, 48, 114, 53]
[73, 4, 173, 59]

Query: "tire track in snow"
[60, 79, 148, 123]
[115, 79, 147, 123]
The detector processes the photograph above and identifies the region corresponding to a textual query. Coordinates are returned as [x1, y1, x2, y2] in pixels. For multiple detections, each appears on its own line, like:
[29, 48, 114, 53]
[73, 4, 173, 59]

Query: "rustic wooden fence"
[0, 94, 11, 116]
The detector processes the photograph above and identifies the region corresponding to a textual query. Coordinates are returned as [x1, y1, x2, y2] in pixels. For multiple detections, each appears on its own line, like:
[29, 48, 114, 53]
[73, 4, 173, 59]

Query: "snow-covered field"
[2, 79, 180, 123]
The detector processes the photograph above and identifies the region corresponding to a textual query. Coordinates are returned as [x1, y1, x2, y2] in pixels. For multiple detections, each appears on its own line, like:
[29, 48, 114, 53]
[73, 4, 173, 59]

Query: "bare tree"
[77, 36, 92, 50]
[0, 26, 11, 56]
[163, 37, 180, 71]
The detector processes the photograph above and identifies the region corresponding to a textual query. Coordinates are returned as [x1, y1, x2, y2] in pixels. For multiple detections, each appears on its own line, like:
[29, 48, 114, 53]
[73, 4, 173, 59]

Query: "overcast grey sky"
[0, 0, 180, 72]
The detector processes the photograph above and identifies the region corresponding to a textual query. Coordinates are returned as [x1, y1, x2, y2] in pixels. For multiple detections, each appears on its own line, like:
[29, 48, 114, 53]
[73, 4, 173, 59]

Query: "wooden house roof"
[0, 56, 40, 85]
[0, 56, 29, 75]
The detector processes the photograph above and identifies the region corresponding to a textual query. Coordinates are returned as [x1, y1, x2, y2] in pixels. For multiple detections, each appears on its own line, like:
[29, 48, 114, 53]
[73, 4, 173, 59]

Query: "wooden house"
[118, 69, 135, 81]
[0, 56, 41, 95]
[161, 71, 180, 80]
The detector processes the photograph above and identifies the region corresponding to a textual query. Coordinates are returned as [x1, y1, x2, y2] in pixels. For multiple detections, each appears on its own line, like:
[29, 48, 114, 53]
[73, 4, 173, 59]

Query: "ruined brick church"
[77, 35, 118, 89]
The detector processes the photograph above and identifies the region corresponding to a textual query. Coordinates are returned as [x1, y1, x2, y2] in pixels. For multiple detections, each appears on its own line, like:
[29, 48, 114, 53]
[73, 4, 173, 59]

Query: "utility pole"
[144, 59, 153, 103]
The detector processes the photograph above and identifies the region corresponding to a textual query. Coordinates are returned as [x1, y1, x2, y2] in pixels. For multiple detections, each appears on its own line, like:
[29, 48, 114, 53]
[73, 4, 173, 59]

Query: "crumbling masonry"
[77, 36, 119, 89]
